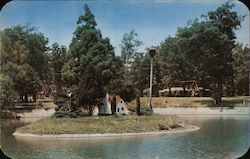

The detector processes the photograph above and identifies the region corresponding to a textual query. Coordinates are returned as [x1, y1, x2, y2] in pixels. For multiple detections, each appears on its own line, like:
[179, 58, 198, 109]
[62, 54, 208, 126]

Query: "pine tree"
[67, 4, 120, 115]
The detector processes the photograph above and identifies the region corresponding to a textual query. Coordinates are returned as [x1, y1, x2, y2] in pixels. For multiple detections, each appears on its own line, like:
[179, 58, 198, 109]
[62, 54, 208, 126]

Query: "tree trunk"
[168, 86, 172, 97]
[136, 95, 141, 115]
[217, 81, 222, 104]
[212, 81, 222, 105]
[231, 78, 236, 97]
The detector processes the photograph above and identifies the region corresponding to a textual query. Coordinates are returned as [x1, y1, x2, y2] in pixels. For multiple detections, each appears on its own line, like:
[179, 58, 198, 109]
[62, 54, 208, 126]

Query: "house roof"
[108, 95, 122, 104]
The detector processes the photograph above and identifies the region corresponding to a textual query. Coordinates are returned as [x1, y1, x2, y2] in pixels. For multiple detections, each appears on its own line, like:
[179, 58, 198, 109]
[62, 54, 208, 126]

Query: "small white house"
[98, 93, 127, 115]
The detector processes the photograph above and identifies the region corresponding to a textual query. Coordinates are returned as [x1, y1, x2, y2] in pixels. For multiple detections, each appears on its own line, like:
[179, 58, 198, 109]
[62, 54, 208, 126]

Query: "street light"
[67, 89, 72, 112]
[147, 48, 156, 112]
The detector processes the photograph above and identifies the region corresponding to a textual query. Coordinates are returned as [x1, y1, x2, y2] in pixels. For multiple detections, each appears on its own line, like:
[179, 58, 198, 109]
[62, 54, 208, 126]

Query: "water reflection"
[1, 115, 249, 159]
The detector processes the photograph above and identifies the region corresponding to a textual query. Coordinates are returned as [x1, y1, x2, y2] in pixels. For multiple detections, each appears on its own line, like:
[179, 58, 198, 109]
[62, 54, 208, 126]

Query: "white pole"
[148, 56, 153, 111]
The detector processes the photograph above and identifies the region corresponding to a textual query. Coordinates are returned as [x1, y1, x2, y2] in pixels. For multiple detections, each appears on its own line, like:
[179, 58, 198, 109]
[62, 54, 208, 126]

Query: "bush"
[158, 123, 169, 130]
[140, 107, 153, 116]
[169, 123, 181, 129]
[54, 111, 88, 118]
[54, 111, 68, 118]
[54, 97, 68, 111]
[54, 97, 67, 106]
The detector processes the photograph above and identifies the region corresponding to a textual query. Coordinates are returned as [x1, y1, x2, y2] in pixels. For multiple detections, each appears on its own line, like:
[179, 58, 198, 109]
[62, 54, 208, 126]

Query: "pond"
[1, 115, 249, 159]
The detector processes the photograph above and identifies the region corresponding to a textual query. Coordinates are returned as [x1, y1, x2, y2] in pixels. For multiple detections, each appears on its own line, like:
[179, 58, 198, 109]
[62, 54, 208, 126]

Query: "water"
[1, 115, 249, 159]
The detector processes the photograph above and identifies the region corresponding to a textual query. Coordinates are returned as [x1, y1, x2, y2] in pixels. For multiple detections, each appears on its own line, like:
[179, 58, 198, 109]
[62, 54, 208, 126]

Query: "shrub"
[158, 123, 169, 130]
[54, 111, 88, 118]
[169, 123, 181, 129]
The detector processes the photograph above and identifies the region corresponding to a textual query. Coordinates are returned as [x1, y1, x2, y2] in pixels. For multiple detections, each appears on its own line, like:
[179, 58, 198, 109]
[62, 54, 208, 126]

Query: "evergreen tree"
[67, 4, 120, 115]
[50, 43, 66, 97]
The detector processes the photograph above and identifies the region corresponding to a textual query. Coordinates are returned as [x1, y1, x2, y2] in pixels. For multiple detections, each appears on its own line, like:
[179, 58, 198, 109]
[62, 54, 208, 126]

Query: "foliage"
[50, 43, 66, 97]
[120, 29, 143, 65]
[66, 4, 120, 114]
[1, 25, 48, 103]
[13, 64, 42, 102]
[158, 2, 244, 104]
[231, 43, 249, 96]
[54, 111, 88, 118]
[0, 74, 18, 107]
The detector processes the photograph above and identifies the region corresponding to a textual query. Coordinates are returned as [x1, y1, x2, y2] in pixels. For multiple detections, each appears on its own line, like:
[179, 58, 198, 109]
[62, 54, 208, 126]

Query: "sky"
[1, 0, 249, 55]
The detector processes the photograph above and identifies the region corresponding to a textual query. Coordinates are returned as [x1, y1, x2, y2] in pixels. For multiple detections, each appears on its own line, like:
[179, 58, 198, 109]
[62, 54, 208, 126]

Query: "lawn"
[16, 115, 185, 135]
[127, 96, 249, 110]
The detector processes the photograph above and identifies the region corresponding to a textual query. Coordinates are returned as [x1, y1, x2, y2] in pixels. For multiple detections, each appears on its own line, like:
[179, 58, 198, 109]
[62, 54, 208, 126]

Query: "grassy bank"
[16, 115, 186, 135]
[127, 96, 249, 110]
[3, 100, 57, 110]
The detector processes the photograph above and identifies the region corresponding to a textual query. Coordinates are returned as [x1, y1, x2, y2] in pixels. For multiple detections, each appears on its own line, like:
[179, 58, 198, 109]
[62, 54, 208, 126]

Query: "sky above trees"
[1, 0, 249, 55]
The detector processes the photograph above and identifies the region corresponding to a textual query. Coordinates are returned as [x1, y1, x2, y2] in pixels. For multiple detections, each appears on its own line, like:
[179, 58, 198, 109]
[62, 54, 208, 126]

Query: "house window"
[117, 108, 119, 112]
[121, 107, 124, 111]
[121, 101, 122, 103]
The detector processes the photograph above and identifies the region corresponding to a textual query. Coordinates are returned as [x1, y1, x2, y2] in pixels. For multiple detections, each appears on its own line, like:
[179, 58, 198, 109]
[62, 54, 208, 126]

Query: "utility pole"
[147, 48, 156, 112]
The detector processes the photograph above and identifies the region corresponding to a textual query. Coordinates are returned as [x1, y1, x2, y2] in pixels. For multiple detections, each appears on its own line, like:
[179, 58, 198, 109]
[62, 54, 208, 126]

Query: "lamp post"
[67, 89, 72, 112]
[147, 48, 156, 112]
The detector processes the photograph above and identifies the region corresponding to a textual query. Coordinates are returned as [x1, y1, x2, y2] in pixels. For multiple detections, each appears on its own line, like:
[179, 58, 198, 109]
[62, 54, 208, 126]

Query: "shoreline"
[13, 125, 199, 139]
[154, 107, 249, 115]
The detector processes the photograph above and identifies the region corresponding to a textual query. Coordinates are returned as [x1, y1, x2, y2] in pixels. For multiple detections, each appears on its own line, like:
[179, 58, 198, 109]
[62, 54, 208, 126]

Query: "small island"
[13, 114, 199, 138]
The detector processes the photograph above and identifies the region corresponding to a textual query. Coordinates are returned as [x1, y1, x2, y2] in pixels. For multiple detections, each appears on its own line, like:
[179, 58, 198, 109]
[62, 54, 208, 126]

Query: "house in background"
[98, 93, 127, 115]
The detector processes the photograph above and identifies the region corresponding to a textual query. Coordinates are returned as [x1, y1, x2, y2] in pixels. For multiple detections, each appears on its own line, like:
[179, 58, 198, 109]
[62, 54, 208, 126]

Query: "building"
[98, 93, 127, 115]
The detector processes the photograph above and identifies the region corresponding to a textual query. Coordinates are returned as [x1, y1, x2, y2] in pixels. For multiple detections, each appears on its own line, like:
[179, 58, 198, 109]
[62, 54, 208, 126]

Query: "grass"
[16, 115, 185, 135]
[127, 96, 249, 110]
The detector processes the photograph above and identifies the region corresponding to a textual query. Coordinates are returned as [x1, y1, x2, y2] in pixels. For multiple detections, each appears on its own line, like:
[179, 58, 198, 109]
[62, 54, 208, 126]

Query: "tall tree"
[67, 4, 120, 115]
[120, 30, 142, 66]
[50, 43, 66, 97]
[204, 2, 243, 103]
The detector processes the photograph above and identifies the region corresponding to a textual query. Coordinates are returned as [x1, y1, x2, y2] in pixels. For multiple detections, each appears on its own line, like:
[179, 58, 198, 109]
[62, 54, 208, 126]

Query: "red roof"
[108, 95, 122, 104]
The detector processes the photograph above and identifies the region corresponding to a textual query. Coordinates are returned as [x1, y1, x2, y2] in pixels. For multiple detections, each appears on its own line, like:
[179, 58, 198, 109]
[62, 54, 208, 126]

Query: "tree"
[61, 58, 79, 87]
[158, 2, 244, 103]
[203, 2, 243, 103]
[0, 74, 18, 107]
[120, 30, 143, 66]
[206, 2, 244, 46]
[0, 25, 48, 103]
[50, 43, 66, 97]
[129, 49, 161, 97]
[67, 4, 120, 115]
[159, 36, 195, 96]
[26, 32, 49, 80]
[13, 64, 41, 102]
[232, 43, 249, 96]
